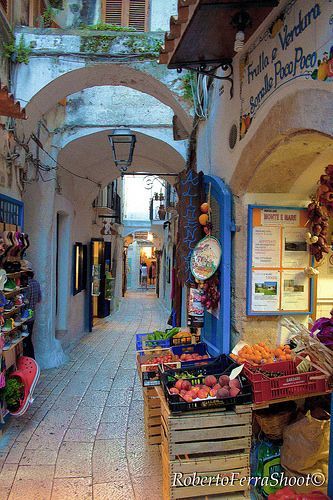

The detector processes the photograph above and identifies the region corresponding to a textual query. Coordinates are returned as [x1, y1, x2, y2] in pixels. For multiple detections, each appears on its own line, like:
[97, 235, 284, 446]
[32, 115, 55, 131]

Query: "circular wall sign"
[190, 236, 222, 281]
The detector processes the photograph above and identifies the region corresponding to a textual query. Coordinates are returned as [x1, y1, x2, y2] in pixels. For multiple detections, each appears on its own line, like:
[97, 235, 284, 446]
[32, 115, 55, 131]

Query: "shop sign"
[240, 0, 333, 139]
[247, 205, 313, 315]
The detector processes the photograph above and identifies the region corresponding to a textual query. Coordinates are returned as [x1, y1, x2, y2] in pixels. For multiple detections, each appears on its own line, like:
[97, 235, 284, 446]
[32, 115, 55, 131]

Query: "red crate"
[244, 360, 328, 404]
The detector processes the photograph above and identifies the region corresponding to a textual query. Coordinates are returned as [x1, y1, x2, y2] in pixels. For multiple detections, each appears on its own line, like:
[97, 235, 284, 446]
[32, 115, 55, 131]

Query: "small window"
[103, 0, 148, 31]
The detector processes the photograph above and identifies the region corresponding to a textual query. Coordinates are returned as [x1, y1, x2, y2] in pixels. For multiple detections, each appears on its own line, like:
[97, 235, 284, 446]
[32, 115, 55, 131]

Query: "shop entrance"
[202, 175, 234, 357]
[88, 238, 112, 331]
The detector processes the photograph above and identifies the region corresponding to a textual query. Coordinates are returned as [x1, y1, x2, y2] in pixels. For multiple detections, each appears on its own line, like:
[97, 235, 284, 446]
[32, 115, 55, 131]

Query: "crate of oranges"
[230, 342, 328, 404]
[229, 342, 293, 366]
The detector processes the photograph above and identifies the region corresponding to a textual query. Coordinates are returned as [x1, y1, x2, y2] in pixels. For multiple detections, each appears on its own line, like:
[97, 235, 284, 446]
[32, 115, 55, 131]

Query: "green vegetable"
[165, 327, 180, 339]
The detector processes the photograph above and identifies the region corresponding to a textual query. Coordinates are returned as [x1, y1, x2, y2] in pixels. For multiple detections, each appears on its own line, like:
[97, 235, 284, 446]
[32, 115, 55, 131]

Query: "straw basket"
[255, 402, 297, 440]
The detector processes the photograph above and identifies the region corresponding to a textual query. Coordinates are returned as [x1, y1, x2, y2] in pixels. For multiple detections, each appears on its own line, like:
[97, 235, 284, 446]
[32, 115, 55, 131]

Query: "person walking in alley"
[140, 262, 148, 289]
[23, 268, 42, 359]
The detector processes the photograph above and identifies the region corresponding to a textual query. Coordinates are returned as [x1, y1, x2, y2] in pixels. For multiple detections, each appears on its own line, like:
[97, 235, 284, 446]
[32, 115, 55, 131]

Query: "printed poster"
[248, 206, 311, 314]
[282, 227, 309, 268]
[252, 270, 280, 312]
[253, 226, 280, 267]
[281, 270, 309, 311]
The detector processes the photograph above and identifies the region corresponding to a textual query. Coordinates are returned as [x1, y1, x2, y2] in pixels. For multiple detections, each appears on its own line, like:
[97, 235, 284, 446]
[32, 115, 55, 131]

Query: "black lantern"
[108, 128, 136, 172]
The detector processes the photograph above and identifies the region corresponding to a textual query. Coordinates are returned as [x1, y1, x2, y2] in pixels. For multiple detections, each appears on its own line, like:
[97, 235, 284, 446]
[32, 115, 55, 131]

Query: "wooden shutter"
[104, 0, 123, 26]
[0, 0, 8, 13]
[103, 0, 148, 31]
[128, 0, 147, 31]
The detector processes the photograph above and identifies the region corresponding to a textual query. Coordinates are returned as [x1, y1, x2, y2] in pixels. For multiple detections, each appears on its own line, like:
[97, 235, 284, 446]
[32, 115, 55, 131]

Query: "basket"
[244, 359, 329, 404]
[160, 355, 252, 413]
[255, 401, 297, 440]
[135, 333, 171, 351]
[171, 342, 212, 367]
[171, 332, 200, 346]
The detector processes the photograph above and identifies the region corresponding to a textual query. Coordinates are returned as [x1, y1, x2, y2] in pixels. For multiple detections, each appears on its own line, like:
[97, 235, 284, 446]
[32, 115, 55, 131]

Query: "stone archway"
[230, 88, 333, 196]
[14, 61, 192, 140]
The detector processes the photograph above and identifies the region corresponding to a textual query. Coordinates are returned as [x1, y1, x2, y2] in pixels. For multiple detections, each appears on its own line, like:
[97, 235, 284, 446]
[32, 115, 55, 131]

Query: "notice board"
[247, 206, 313, 315]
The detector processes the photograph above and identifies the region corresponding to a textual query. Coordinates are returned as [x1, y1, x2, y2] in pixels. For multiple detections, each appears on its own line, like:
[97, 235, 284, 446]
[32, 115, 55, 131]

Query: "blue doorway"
[202, 175, 234, 357]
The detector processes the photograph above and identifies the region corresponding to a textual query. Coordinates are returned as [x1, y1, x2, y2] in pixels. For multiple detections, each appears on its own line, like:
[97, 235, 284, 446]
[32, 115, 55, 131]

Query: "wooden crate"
[158, 388, 252, 499]
[143, 386, 161, 445]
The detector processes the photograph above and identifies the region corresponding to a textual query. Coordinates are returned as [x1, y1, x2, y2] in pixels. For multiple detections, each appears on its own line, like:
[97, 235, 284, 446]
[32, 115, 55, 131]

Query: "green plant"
[79, 22, 136, 32]
[181, 73, 194, 102]
[2, 35, 32, 64]
[124, 36, 163, 58]
[0, 377, 23, 410]
[49, 0, 63, 8]
[40, 7, 56, 27]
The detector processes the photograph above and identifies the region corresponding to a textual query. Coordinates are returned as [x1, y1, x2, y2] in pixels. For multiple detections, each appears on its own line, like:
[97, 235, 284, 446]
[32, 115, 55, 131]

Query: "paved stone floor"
[0, 291, 168, 500]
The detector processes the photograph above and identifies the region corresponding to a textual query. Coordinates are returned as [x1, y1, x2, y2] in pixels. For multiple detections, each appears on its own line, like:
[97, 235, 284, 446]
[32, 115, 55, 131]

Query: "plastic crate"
[159, 355, 253, 413]
[171, 342, 212, 367]
[171, 332, 200, 346]
[135, 333, 171, 351]
[137, 350, 181, 387]
[244, 359, 329, 404]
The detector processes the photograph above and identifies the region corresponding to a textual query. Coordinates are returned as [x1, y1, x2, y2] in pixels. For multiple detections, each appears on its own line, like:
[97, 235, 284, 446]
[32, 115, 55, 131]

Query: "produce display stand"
[157, 386, 252, 499]
[143, 386, 162, 445]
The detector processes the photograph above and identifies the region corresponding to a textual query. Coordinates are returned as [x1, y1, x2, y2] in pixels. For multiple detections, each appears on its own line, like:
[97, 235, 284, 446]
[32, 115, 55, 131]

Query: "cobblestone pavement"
[0, 291, 168, 500]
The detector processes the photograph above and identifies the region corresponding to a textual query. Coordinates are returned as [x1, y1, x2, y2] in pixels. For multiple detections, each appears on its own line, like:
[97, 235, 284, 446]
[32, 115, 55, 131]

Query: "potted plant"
[0, 377, 24, 413]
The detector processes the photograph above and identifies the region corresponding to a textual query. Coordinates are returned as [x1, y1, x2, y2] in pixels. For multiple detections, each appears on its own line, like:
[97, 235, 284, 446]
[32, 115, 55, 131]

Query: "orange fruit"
[200, 202, 210, 214]
[199, 214, 209, 226]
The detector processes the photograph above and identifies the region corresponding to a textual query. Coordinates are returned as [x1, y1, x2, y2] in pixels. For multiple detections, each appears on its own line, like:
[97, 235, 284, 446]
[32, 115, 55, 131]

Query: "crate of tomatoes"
[171, 342, 212, 367]
[136, 348, 181, 387]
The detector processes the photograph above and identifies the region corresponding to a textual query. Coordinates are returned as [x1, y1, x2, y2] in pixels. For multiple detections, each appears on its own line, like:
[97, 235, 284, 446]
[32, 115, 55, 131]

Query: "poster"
[253, 226, 280, 267]
[247, 206, 312, 315]
[239, 0, 333, 139]
[282, 227, 309, 268]
[281, 270, 309, 310]
[252, 270, 280, 312]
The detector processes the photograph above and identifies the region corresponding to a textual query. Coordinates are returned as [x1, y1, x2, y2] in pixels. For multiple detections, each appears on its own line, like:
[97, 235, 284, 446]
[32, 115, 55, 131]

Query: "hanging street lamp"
[108, 128, 136, 172]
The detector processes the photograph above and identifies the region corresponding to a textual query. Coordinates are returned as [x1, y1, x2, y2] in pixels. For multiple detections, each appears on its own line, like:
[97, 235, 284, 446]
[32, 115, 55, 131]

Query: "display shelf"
[4, 287, 27, 298]
[2, 336, 24, 353]
[3, 304, 24, 319]
[1, 318, 29, 336]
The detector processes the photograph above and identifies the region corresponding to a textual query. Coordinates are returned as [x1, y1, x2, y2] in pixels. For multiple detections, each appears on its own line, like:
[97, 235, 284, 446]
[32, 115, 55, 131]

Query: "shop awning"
[159, 0, 278, 70]
[0, 81, 26, 119]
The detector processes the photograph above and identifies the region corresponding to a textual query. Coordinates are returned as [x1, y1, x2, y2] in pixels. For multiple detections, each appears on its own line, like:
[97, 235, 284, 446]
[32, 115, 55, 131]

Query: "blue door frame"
[202, 175, 234, 357]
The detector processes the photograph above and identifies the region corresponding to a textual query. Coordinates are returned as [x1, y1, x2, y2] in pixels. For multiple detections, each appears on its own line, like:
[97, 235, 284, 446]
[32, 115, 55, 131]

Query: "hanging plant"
[306, 164, 333, 262]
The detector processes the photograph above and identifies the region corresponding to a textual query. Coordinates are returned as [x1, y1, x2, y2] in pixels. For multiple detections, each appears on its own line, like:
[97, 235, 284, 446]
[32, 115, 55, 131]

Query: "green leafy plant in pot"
[0, 377, 24, 412]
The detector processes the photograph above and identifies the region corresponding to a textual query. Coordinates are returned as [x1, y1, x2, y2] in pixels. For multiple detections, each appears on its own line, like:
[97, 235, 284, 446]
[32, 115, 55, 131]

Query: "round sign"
[190, 236, 222, 281]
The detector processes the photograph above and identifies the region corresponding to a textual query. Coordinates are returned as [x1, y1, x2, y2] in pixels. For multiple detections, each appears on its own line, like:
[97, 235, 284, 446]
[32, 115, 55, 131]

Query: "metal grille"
[210, 193, 220, 240]
[229, 123, 238, 150]
[0, 195, 23, 227]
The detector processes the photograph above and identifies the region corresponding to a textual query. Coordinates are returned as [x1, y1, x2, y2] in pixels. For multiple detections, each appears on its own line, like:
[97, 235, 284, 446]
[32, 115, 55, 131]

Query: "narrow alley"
[0, 292, 167, 500]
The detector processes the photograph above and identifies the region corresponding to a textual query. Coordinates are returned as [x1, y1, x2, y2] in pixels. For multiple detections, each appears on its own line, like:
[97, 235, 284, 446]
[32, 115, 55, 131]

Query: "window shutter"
[128, 0, 147, 31]
[105, 0, 123, 26]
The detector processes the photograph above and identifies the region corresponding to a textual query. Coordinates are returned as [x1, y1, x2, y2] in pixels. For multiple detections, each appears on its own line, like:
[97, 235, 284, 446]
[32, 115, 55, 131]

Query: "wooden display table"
[156, 387, 252, 499]
[143, 387, 162, 445]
